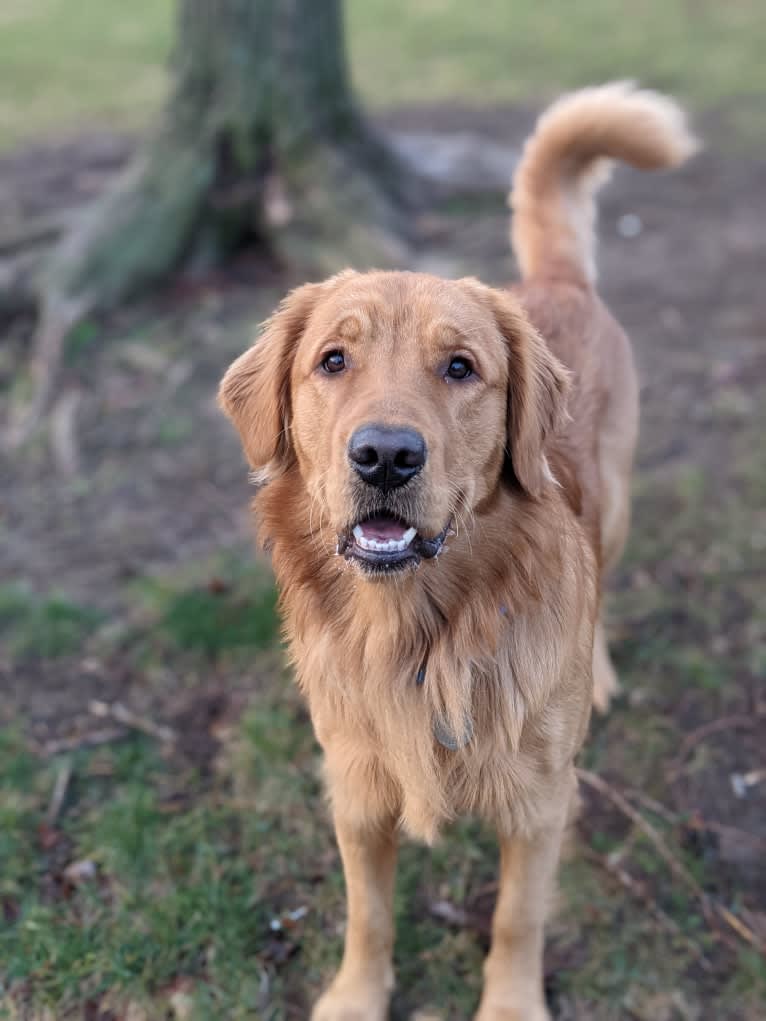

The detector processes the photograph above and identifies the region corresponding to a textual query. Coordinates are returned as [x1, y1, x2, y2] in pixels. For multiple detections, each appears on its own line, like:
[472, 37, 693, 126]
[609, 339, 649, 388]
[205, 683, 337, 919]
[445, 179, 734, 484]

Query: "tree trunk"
[9, 0, 417, 444]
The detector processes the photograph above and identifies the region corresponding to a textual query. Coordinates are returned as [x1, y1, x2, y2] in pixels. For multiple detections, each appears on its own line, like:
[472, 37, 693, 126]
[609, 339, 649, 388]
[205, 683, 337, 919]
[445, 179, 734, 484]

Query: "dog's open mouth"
[338, 513, 451, 573]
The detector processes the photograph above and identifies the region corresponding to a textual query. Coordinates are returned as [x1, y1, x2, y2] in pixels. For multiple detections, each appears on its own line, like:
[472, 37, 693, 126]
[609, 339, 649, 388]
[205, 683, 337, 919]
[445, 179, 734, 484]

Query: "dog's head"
[219, 271, 568, 577]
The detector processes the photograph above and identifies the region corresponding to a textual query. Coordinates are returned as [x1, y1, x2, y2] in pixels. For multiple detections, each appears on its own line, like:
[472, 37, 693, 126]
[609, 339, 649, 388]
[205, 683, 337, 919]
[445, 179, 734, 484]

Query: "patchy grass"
[0, 0, 173, 150]
[0, 559, 278, 669]
[1, 589, 764, 1017]
[0, 729, 278, 1018]
[349, 0, 766, 120]
[135, 561, 279, 660]
[3, 617, 764, 1019]
[0, 586, 102, 660]
[1, 0, 765, 150]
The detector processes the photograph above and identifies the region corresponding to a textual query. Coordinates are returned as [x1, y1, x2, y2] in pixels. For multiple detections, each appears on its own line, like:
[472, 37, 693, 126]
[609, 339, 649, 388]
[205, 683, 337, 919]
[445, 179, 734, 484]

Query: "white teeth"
[351, 524, 418, 553]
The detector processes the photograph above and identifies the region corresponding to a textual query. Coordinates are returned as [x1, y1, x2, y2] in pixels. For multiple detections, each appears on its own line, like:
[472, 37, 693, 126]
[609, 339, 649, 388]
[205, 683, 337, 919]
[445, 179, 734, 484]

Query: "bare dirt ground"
[1, 107, 764, 1019]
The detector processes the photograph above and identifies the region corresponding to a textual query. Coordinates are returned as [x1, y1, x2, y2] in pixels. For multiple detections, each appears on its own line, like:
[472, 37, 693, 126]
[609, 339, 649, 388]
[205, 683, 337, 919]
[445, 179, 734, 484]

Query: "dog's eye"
[321, 351, 346, 374]
[446, 357, 473, 380]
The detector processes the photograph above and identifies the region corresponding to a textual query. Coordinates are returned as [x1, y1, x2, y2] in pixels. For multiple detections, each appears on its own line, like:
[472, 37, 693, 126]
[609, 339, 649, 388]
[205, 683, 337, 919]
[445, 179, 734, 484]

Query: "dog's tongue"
[358, 516, 408, 541]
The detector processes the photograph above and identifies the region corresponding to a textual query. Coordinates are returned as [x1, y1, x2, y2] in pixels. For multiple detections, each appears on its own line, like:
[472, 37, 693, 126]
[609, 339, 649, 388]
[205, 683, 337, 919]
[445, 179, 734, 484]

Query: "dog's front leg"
[474, 796, 570, 1021]
[312, 814, 398, 1021]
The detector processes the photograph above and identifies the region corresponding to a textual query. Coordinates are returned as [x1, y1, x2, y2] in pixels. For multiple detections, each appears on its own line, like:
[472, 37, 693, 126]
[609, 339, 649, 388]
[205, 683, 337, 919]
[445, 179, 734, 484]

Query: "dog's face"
[220, 271, 567, 577]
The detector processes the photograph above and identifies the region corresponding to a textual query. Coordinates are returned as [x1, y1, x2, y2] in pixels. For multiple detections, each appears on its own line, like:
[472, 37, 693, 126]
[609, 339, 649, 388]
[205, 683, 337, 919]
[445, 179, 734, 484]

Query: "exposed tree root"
[3, 0, 419, 449]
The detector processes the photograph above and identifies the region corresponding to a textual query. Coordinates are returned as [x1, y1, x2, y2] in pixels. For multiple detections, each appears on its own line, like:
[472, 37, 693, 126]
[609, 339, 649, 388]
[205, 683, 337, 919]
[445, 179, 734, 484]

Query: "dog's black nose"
[348, 424, 426, 490]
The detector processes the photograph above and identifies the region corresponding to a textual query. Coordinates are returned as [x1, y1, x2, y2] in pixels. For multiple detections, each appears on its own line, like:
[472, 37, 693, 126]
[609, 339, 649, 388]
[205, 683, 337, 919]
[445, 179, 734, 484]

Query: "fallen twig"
[686, 814, 766, 852]
[623, 786, 680, 825]
[39, 726, 126, 756]
[45, 758, 73, 825]
[667, 715, 758, 779]
[718, 903, 765, 950]
[578, 768, 708, 901]
[606, 825, 640, 868]
[3, 294, 86, 450]
[50, 388, 82, 478]
[88, 699, 176, 744]
[581, 845, 712, 971]
[576, 767, 765, 956]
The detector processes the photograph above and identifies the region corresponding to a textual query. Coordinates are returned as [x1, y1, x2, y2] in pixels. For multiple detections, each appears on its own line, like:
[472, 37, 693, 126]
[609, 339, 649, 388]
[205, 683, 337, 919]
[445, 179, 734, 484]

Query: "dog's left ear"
[219, 271, 355, 474]
[460, 280, 570, 498]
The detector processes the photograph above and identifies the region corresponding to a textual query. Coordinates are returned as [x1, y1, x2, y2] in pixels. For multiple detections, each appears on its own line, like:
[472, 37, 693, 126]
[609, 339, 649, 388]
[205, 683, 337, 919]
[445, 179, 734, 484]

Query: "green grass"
[0, 585, 102, 660]
[349, 0, 766, 114]
[0, 730, 279, 1018]
[1, 0, 765, 151]
[137, 566, 279, 660]
[3, 648, 763, 1019]
[0, 0, 173, 150]
[0, 563, 278, 666]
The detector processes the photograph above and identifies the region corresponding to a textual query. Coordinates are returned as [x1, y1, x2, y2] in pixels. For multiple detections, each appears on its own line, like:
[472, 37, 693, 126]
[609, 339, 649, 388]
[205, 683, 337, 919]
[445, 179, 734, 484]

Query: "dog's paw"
[311, 979, 390, 1021]
[474, 1001, 551, 1021]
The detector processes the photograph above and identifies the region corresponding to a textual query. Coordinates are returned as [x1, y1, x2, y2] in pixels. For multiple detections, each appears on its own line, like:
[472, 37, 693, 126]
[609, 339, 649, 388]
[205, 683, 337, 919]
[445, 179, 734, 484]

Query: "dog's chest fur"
[258, 470, 597, 841]
[285, 547, 594, 842]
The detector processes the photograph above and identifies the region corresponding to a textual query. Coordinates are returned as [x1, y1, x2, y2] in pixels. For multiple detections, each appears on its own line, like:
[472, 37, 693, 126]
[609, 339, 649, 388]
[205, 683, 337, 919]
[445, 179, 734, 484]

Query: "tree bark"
[8, 0, 417, 444]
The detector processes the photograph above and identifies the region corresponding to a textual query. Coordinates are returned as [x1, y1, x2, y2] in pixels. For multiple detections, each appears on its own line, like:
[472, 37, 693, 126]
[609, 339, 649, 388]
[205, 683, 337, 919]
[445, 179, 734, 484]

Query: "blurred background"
[0, 2, 764, 1019]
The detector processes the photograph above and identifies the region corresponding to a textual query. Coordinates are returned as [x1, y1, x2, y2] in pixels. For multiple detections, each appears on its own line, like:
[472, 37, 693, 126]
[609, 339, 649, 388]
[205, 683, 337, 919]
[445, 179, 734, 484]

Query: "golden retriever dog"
[220, 83, 696, 1020]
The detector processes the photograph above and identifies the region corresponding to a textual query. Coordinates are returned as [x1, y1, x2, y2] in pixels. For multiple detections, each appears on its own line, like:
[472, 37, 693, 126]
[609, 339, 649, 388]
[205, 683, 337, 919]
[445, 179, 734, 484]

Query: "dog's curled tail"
[510, 81, 698, 287]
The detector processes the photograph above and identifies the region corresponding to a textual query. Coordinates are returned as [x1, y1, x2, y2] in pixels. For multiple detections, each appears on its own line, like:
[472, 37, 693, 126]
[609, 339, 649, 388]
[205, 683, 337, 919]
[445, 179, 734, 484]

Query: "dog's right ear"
[218, 283, 320, 473]
[219, 273, 353, 474]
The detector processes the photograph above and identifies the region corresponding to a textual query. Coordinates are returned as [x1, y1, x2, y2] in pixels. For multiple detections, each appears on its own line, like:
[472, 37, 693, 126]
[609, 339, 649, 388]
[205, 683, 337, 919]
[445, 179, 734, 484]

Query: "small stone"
[617, 212, 643, 238]
[169, 991, 195, 1020]
[63, 859, 97, 883]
